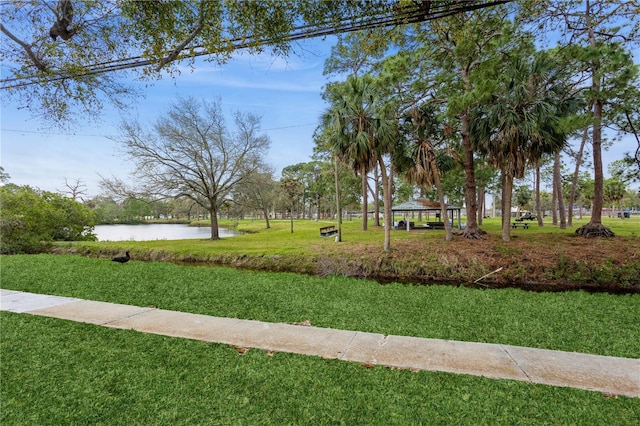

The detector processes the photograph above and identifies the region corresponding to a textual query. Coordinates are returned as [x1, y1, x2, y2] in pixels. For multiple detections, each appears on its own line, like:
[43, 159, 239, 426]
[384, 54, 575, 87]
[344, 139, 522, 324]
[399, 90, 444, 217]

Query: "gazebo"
[391, 199, 462, 230]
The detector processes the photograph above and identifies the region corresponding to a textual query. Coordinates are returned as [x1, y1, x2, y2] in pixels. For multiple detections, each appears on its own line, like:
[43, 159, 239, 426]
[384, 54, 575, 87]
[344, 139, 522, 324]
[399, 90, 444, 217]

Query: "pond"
[93, 224, 239, 241]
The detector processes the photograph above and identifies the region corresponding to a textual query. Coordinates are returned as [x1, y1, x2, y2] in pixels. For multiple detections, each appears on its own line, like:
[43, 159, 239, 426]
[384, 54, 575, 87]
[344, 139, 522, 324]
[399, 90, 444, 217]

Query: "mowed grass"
[477, 214, 639, 236]
[2, 250, 639, 423]
[2, 312, 638, 425]
[3, 217, 640, 423]
[74, 214, 640, 257]
[2, 254, 639, 358]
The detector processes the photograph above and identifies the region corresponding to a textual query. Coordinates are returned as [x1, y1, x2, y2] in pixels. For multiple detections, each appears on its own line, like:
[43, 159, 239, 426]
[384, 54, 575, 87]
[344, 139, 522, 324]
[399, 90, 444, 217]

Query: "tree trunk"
[361, 164, 368, 231]
[535, 161, 544, 227]
[263, 207, 270, 229]
[575, 0, 614, 238]
[209, 206, 220, 240]
[619, 200, 625, 219]
[575, 103, 613, 236]
[432, 156, 452, 241]
[290, 206, 294, 233]
[378, 157, 392, 252]
[590, 101, 605, 224]
[477, 186, 485, 227]
[551, 174, 558, 226]
[568, 128, 588, 226]
[459, 112, 482, 239]
[501, 170, 513, 242]
[372, 165, 381, 227]
[334, 154, 343, 242]
[554, 152, 567, 229]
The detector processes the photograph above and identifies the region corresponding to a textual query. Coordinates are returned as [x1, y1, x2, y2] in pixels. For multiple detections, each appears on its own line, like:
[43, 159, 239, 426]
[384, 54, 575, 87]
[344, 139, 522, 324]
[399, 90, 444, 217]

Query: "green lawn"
[2, 219, 639, 423]
[63, 215, 640, 257]
[2, 312, 638, 425]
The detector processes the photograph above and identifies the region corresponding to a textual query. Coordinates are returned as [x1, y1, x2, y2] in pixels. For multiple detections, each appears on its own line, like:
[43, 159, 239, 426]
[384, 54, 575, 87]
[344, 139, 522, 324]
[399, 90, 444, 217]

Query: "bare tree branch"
[0, 23, 47, 71]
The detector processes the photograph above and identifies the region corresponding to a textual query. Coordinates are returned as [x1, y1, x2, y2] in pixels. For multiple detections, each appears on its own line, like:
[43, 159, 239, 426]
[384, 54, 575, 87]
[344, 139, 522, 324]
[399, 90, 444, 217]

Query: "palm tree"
[472, 51, 573, 241]
[397, 104, 453, 241]
[322, 76, 379, 231]
[603, 178, 627, 219]
[322, 74, 397, 251]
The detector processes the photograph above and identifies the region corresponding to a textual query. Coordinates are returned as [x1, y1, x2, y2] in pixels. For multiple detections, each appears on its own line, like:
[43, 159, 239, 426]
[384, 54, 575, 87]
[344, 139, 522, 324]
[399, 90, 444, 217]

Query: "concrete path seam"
[338, 331, 360, 361]
[101, 306, 158, 326]
[501, 344, 533, 383]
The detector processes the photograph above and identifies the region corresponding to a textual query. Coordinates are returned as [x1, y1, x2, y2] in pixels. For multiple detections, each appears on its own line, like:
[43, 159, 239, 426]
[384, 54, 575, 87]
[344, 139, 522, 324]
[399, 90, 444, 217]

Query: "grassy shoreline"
[56, 216, 640, 293]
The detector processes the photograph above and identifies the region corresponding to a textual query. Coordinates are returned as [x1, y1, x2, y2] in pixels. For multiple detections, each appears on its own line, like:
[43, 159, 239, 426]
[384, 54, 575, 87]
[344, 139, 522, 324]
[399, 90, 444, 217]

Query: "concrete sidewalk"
[1, 289, 638, 398]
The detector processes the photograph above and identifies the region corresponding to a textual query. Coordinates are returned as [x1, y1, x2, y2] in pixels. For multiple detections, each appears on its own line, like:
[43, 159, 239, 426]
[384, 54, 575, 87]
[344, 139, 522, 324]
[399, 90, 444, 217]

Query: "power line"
[1, 122, 317, 136]
[263, 123, 317, 131]
[1, 128, 106, 137]
[1, 1, 512, 90]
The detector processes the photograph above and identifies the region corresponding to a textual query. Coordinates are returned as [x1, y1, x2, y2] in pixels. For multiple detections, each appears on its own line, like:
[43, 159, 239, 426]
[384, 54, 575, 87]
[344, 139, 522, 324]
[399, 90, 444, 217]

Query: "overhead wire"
[1, 0, 512, 90]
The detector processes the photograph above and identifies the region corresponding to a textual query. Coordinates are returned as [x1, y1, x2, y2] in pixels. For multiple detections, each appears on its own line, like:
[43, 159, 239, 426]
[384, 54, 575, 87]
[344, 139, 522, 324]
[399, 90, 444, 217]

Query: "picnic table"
[515, 213, 536, 221]
[511, 222, 529, 229]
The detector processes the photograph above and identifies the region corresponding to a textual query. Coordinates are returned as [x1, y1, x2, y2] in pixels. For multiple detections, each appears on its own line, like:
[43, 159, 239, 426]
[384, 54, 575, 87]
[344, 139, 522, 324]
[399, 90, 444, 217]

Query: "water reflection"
[94, 224, 239, 241]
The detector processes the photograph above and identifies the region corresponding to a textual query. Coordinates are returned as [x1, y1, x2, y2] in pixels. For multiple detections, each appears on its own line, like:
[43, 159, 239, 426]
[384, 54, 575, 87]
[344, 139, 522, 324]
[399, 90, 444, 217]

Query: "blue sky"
[1, 36, 638, 198]
[1, 38, 335, 197]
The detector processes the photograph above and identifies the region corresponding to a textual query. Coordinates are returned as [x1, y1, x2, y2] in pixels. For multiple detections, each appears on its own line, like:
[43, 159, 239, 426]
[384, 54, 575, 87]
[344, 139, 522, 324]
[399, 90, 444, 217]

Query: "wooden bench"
[511, 222, 529, 229]
[426, 221, 445, 230]
[320, 225, 338, 237]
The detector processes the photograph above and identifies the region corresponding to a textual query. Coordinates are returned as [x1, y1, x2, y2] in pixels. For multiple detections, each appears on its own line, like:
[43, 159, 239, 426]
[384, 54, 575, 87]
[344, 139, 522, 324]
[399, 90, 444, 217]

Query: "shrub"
[0, 184, 97, 254]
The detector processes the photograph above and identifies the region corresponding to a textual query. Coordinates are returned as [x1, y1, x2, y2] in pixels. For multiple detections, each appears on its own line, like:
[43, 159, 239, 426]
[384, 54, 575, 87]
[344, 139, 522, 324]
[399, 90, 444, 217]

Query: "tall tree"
[232, 168, 277, 229]
[603, 177, 627, 218]
[280, 176, 304, 233]
[108, 97, 270, 240]
[321, 74, 397, 251]
[566, 128, 589, 226]
[396, 103, 453, 241]
[415, 5, 521, 239]
[553, 152, 567, 229]
[472, 50, 574, 241]
[514, 185, 532, 218]
[58, 178, 87, 201]
[322, 75, 380, 231]
[524, 0, 640, 237]
[573, 40, 638, 236]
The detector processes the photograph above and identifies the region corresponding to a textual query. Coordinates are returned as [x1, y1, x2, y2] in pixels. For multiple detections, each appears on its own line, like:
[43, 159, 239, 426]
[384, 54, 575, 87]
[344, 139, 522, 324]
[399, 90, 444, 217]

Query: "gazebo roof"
[392, 199, 461, 212]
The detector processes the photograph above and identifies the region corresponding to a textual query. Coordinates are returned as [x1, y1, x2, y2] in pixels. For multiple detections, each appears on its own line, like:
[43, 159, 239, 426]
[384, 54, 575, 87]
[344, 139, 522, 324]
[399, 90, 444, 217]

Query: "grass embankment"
[61, 216, 640, 292]
[2, 254, 639, 423]
[3, 254, 639, 357]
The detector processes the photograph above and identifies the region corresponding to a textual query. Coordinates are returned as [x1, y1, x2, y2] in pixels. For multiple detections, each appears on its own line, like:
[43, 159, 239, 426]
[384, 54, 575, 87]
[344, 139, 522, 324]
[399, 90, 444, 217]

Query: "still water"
[93, 224, 239, 241]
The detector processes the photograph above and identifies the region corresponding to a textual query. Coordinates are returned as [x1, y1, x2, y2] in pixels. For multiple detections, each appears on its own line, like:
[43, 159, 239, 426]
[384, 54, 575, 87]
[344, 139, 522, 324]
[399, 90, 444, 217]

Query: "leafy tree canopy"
[2, 0, 497, 125]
